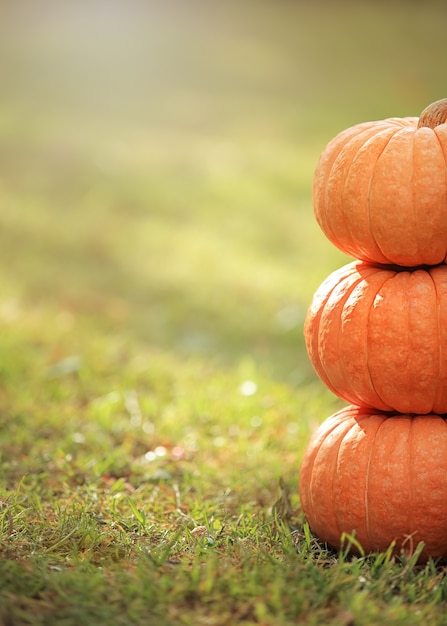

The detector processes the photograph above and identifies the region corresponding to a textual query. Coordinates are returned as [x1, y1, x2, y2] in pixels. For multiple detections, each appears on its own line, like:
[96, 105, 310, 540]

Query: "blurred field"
[1, 0, 446, 380]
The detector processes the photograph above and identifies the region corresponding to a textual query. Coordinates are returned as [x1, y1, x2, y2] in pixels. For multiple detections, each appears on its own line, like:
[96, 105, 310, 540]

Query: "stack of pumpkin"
[299, 98, 447, 562]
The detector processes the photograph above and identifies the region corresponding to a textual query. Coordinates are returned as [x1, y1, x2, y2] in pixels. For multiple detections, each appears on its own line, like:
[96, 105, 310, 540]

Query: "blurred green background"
[0, 0, 446, 383]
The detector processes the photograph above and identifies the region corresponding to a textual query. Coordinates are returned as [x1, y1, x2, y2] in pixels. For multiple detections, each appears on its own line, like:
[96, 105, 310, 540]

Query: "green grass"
[1, 0, 447, 624]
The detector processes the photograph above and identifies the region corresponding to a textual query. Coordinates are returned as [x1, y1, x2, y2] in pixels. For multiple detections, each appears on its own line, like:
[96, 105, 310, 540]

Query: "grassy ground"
[1, 0, 447, 624]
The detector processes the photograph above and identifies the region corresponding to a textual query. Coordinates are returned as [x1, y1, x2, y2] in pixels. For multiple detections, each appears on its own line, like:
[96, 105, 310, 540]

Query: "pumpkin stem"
[417, 98, 447, 129]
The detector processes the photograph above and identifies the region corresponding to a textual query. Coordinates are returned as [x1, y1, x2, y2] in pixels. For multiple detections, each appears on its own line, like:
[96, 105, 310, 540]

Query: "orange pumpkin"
[313, 98, 447, 266]
[299, 405, 447, 561]
[304, 260, 447, 414]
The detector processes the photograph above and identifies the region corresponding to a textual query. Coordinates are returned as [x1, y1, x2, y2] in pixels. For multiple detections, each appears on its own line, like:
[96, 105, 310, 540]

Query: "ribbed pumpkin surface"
[299, 405, 447, 561]
[313, 116, 447, 266]
[304, 261, 447, 414]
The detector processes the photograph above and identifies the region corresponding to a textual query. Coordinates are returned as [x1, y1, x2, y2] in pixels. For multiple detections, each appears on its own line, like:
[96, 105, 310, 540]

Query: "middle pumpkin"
[305, 261, 447, 414]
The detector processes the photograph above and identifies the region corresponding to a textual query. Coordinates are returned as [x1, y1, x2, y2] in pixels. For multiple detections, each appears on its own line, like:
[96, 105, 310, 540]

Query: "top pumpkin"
[313, 98, 447, 266]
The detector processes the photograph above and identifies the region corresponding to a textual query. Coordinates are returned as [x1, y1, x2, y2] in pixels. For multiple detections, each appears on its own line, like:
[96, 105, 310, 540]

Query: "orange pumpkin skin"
[313, 113, 447, 266]
[304, 261, 447, 415]
[299, 405, 447, 561]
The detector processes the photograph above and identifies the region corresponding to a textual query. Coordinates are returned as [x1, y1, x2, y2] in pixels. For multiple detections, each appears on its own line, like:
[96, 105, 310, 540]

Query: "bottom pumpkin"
[299, 405, 447, 561]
